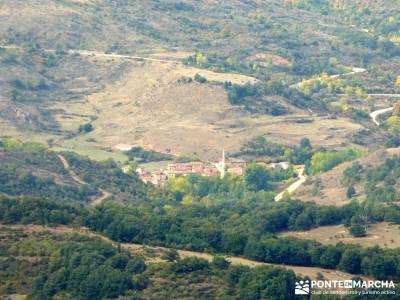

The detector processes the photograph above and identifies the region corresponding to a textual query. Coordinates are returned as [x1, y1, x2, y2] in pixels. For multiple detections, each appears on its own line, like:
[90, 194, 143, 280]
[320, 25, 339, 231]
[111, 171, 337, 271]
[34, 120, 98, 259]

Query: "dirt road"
[68, 49, 182, 64]
[369, 107, 394, 126]
[1, 45, 181, 64]
[57, 154, 86, 185]
[57, 154, 110, 205]
[275, 166, 307, 202]
[329, 67, 367, 79]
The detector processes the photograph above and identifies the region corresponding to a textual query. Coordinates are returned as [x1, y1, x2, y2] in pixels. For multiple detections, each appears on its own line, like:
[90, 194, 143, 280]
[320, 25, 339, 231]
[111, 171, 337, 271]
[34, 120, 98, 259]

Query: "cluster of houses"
[131, 150, 292, 185]
[136, 151, 246, 185]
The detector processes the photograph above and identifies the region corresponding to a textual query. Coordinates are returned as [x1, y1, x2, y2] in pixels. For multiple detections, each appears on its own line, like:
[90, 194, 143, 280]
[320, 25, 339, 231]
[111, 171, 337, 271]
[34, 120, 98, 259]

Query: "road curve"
[275, 166, 307, 202]
[57, 154, 110, 205]
[90, 189, 111, 206]
[369, 107, 394, 126]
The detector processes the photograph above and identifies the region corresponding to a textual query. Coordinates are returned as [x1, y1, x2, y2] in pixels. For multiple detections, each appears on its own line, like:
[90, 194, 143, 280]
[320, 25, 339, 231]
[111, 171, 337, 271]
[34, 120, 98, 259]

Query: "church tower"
[215, 150, 227, 179]
[220, 150, 226, 179]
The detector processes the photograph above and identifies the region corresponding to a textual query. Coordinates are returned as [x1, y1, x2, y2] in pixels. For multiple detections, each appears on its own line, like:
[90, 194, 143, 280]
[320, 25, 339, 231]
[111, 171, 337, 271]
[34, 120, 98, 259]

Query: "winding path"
[275, 166, 306, 202]
[369, 107, 394, 126]
[57, 154, 110, 206]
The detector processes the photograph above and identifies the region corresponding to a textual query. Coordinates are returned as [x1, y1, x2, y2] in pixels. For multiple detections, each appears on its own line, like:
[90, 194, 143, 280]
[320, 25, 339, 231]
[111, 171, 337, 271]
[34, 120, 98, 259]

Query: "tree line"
[1, 196, 399, 281]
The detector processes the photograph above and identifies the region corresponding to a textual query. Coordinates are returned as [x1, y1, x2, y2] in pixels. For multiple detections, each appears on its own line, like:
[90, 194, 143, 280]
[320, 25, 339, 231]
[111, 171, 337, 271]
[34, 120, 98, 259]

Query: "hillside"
[0, 0, 399, 160]
[294, 148, 400, 206]
[0, 139, 148, 204]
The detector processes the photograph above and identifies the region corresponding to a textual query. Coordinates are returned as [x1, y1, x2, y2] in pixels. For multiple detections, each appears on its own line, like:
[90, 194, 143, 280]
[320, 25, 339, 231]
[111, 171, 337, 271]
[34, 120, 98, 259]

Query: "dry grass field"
[47, 58, 364, 161]
[1, 0, 389, 162]
[280, 222, 400, 249]
[1, 48, 365, 162]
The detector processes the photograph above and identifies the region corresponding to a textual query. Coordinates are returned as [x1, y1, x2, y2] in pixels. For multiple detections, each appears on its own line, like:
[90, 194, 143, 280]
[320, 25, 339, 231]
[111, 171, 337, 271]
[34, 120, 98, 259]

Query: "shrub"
[194, 73, 207, 83]
[170, 257, 210, 273]
[309, 149, 364, 175]
[79, 123, 94, 133]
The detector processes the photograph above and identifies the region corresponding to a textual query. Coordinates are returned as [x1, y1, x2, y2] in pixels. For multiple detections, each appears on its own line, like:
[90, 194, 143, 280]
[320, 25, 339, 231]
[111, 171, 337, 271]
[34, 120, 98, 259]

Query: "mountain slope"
[0, 0, 399, 160]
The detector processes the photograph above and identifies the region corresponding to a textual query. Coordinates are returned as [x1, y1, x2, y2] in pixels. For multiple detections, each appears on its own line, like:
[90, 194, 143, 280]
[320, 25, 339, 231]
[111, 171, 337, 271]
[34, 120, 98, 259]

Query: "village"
[134, 150, 290, 185]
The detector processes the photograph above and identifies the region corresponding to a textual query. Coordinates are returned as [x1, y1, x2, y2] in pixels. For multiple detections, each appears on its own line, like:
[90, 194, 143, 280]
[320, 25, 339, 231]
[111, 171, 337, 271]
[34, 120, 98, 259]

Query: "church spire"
[220, 149, 226, 179]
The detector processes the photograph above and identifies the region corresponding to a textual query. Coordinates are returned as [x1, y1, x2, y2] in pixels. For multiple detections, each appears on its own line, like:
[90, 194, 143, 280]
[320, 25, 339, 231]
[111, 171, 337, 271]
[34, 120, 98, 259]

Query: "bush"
[161, 249, 179, 262]
[212, 256, 230, 270]
[9, 78, 48, 91]
[79, 123, 94, 133]
[170, 257, 210, 273]
[226, 83, 257, 105]
[346, 186, 356, 199]
[349, 222, 366, 237]
[240, 136, 284, 157]
[126, 146, 172, 163]
[194, 74, 207, 83]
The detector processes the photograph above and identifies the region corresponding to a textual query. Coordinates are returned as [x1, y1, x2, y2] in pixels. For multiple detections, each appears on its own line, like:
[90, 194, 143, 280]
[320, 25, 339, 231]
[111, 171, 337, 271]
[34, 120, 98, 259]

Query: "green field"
[52, 136, 128, 162]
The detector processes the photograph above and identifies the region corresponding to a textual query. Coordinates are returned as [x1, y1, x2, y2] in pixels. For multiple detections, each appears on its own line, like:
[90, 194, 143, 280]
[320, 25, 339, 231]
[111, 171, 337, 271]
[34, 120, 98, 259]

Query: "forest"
[0, 226, 302, 299]
[1, 195, 399, 282]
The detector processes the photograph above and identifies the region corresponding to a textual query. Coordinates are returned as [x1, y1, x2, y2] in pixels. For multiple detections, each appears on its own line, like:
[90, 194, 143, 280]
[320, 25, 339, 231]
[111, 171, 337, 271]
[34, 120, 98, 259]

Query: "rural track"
[369, 107, 394, 126]
[1, 45, 182, 64]
[331, 94, 400, 126]
[368, 95, 400, 126]
[290, 67, 367, 88]
[57, 154, 110, 206]
[68, 49, 182, 64]
[275, 166, 307, 202]
[329, 67, 367, 79]
[0, 224, 366, 282]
